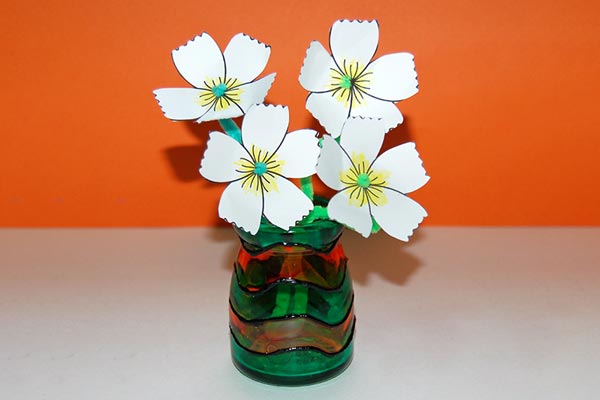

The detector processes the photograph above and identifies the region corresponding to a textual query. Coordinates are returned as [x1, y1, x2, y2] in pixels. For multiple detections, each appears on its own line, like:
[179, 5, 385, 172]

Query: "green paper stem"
[218, 118, 242, 143]
[371, 217, 381, 234]
[300, 176, 314, 201]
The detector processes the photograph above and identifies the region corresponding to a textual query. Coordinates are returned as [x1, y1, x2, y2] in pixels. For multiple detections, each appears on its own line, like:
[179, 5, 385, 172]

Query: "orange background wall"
[1, 0, 599, 227]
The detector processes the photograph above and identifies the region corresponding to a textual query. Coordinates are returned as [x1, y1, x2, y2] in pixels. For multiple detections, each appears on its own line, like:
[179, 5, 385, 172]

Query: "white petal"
[199, 131, 247, 182]
[195, 73, 276, 123]
[339, 117, 385, 165]
[218, 180, 263, 234]
[330, 20, 379, 68]
[305, 92, 349, 138]
[349, 96, 404, 133]
[276, 129, 319, 178]
[194, 101, 244, 123]
[241, 103, 288, 154]
[263, 176, 313, 231]
[316, 135, 351, 191]
[327, 191, 373, 237]
[172, 33, 224, 88]
[367, 53, 418, 101]
[153, 88, 206, 120]
[371, 142, 429, 194]
[233, 73, 276, 113]
[299, 41, 336, 92]
[371, 189, 427, 241]
[224, 33, 271, 83]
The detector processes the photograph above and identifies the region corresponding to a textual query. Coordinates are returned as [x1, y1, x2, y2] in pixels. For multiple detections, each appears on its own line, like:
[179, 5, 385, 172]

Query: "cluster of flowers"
[154, 20, 429, 241]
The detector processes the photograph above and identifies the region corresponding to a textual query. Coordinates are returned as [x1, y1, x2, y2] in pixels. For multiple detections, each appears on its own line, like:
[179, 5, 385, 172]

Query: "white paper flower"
[200, 104, 319, 234]
[316, 117, 429, 241]
[299, 19, 418, 137]
[154, 33, 276, 123]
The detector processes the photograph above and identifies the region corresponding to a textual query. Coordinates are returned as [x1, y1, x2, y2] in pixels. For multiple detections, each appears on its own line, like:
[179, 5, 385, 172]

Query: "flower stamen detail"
[198, 77, 244, 111]
[235, 145, 284, 195]
[329, 60, 372, 108]
[340, 153, 389, 207]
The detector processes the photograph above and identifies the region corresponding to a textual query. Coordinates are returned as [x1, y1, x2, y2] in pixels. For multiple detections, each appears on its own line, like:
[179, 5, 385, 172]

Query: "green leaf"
[300, 206, 330, 225]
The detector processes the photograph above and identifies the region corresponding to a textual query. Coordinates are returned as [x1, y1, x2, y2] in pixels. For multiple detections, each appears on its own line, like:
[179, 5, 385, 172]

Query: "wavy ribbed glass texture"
[230, 219, 355, 385]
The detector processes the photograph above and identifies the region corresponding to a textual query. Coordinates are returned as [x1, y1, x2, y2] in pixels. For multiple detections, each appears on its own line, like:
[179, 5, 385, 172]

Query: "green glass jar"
[230, 219, 355, 385]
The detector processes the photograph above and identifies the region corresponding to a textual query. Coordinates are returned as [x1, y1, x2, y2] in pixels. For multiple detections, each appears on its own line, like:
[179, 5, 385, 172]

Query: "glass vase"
[229, 219, 355, 385]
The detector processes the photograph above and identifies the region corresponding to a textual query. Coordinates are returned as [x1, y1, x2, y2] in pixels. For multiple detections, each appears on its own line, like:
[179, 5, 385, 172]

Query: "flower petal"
[231, 73, 276, 114]
[172, 33, 224, 88]
[305, 92, 349, 138]
[276, 129, 319, 178]
[241, 103, 288, 154]
[339, 117, 385, 165]
[263, 176, 313, 231]
[327, 191, 373, 237]
[218, 180, 263, 234]
[299, 41, 336, 92]
[316, 135, 352, 191]
[153, 88, 206, 120]
[367, 53, 418, 101]
[194, 101, 244, 123]
[330, 20, 379, 69]
[371, 189, 427, 241]
[224, 33, 271, 83]
[199, 131, 247, 182]
[195, 73, 276, 123]
[349, 96, 404, 133]
[371, 142, 429, 194]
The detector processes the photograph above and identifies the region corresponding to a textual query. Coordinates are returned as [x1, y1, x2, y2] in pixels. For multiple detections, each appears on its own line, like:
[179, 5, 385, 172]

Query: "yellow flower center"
[235, 145, 284, 195]
[339, 153, 389, 207]
[328, 60, 372, 108]
[197, 77, 243, 111]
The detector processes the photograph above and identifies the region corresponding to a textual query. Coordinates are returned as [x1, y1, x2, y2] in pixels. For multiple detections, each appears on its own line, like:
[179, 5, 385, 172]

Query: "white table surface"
[1, 227, 599, 400]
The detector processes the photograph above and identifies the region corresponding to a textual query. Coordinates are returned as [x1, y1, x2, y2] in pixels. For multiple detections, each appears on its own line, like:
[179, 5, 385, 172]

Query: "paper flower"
[299, 19, 418, 137]
[316, 117, 429, 241]
[200, 104, 319, 234]
[154, 33, 276, 123]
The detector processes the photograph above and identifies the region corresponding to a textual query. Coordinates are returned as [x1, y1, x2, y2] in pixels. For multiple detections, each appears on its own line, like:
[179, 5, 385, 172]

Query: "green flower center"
[340, 75, 353, 89]
[253, 162, 268, 176]
[211, 83, 227, 98]
[356, 173, 371, 188]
